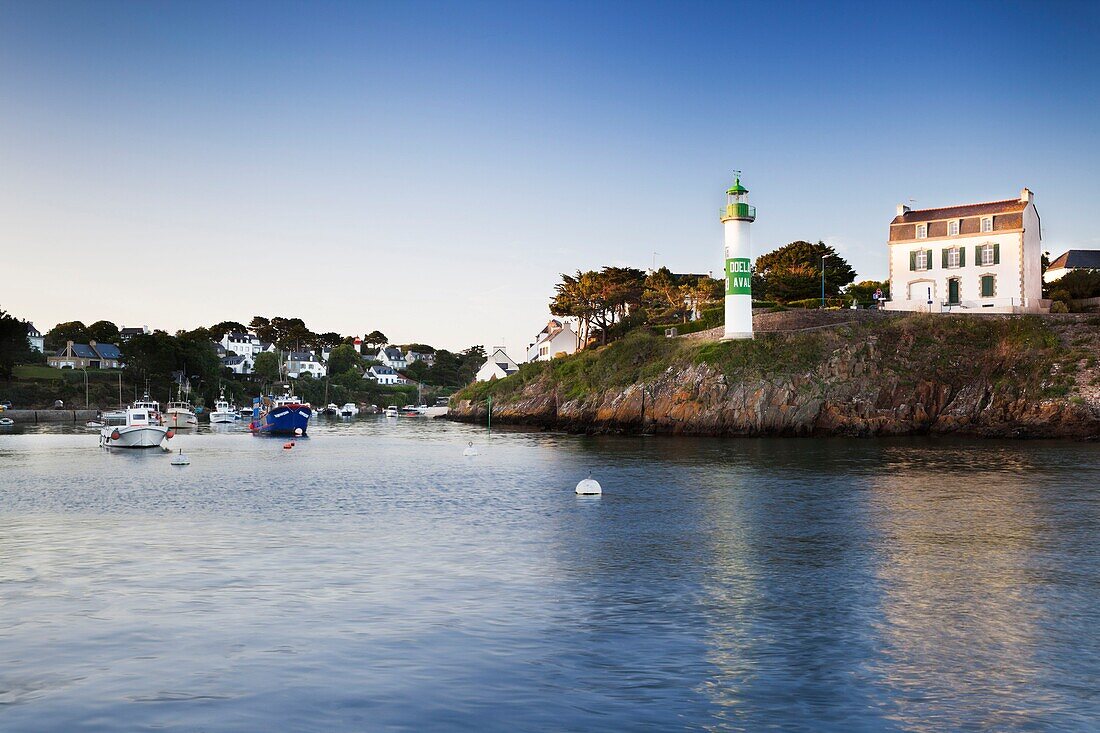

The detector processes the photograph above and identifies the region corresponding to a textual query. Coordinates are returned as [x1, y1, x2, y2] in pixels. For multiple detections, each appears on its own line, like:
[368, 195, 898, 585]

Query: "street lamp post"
[79, 368, 89, 408]
[821, 255, 827, 308]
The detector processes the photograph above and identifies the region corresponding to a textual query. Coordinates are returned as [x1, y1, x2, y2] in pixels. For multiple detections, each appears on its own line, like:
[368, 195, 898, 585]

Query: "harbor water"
[1, 419, 1097, 731]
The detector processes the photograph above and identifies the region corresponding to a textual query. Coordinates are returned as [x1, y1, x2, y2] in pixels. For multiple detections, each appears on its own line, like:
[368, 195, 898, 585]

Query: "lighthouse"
[720, 172, 755, 340]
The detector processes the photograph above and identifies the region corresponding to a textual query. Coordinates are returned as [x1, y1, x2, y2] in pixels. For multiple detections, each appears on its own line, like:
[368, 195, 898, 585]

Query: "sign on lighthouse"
[720, 172, 755, 340]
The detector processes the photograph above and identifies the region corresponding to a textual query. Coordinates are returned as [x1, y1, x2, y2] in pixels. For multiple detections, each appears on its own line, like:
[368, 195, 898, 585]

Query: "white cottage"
[366, 365, 399, 385]
[476, 348, 519, 382]
[285, 351, 326, 379]
[526, 319, 580, 363]
[886, 188, 1045, 313]
[376, 346, 408, 371]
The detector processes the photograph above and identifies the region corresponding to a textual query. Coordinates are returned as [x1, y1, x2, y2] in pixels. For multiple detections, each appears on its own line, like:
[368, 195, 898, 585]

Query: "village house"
[221, 355, 252, 375]
[885, 188, 1045, 313]
[366, 364, 400, 385]
[220, 332, 263, 359]
[25, 322, 44, 352]
[284, 351, 326, 379]
[405, 350, 435, 366]
[526, 319, 580, 363]
[119, 325, 149, 341]
[376, 346, 408, 371]
[1044, 250, 1100, 284]
[48, 340, 123, 370]
[476, 348, 519, 382]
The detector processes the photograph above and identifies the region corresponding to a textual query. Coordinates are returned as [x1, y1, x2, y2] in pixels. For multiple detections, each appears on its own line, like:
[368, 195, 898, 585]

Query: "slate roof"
[26, 322, 40, 337]
[120, 327, 146, 336]
[496, 363, 519, 374]
[222, 355, 248, 366]
[213, 342, 227, 355]
[381, 347, 405, 360]
[225, 332, 252, 342]
[370, 365, 397, 375]
[1048, 249, 1100, 271]
[286, 351, 320, 362]
[94, 343, 122, 359]
[891, 199, 1027, 225]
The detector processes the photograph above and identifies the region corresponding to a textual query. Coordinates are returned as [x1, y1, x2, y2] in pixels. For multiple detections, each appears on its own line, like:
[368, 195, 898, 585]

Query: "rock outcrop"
[450, 313, 1100, 439]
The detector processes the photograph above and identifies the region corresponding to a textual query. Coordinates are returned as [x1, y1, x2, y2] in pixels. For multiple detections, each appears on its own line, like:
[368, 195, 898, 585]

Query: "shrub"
[1050, 301, 1069, 313]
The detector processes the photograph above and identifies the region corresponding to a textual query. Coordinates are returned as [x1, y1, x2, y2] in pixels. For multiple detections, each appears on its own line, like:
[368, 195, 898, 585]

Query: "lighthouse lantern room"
[720, 172, 755, 340]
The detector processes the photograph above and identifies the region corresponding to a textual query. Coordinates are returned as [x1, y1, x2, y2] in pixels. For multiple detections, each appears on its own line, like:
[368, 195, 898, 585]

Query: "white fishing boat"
[99, 407, 172, 448]
[131, 392, 163, 424]
[164, 398, 198, 429]
[209, 389, 239, 423]
[339, 403, 358, 417]
[383, 405, 399, 418]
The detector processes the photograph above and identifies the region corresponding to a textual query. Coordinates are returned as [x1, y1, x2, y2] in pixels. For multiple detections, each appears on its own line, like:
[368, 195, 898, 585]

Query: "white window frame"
[980, 216, 993, 233]
[980, 243, 995, 266]
[948, 220, 959, 236]
[916, 223, 928, 239]
[915, 250, 928, 270]
[947, 247, 960, 268]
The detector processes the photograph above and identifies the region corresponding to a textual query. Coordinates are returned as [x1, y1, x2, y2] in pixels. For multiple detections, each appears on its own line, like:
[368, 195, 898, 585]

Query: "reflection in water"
[866, 445, 1096, 730]
[0, 426, 1097, 732]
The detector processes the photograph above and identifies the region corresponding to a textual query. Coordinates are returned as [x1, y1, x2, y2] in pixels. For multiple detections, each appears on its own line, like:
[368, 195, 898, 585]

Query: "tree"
[0, 309, 35, 379]
[845, 280, 890, 304]
[364, 330, 388, 349]
[1050, 269, 1100, 300]
[209, 321, 248, 340]
[253, 351, 280, 383]
[326, 344, 362, 376]
[755, 241, 856, 303]
[401, 343, 436, 354]
[249, 316, 275, 343]
[86, 320, 120, 344]
[44, 320, 89, 350]
[316, 332, 344, 349]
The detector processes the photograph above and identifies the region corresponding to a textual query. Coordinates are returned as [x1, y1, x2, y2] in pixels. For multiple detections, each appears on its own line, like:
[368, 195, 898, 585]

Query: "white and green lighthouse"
[720, 172, 755, 340]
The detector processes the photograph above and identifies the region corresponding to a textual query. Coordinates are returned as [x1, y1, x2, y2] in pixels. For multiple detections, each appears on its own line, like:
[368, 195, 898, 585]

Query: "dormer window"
[948, 220, 959, 236]
[981, 217, 993, 233]
[916, 223, 927, 239]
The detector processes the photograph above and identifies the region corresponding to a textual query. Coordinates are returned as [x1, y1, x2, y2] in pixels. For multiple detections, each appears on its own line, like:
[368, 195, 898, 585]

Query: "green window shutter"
[993, 243, 1000, 264]
[926, 249, 933, 269]
[959, 247, 965, 267]
[981, 275, 994, 297]
[975, 245, 981, 265]
[909, 251, 916, 271]
[942, 249, 948, 268]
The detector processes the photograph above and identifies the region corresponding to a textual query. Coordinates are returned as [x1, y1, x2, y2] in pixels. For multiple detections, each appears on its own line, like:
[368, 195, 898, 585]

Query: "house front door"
[948, 279, 960, 305]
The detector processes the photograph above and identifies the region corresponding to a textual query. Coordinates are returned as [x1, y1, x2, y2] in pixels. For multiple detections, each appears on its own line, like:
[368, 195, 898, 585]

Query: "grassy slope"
[455, 314, 1079, 406]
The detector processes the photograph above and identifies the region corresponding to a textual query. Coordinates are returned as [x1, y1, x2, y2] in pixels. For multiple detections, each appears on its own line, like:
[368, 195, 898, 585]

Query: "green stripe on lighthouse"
[725, 257, 752, 295]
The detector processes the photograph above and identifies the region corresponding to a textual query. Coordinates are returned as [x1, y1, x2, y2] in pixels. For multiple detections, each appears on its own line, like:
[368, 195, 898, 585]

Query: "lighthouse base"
[721, 331, 754, 341]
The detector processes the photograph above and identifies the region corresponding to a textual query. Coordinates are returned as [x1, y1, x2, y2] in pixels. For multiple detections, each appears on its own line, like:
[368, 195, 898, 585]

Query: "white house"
[25, 322, 44, 352]
[1044, 250, 1100, 284]
[885, 188, 1045, 313]
[526, 319, 580, 362]
[221, 355, 252, 374]
[476, 348, 519, 382]
[376, 346, 408, 370]
[285, 351, 326, 379]
[221, 332, 263, 359]
[366, 365, 399, 385]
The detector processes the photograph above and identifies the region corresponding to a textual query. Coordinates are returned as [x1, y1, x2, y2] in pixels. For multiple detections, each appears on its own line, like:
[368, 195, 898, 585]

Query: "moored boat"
[209, 389, 239, 423]
[164, 398, 198, 429]
[249, 388, 311, 435]
[383, 405, 399, 418]
[339, 403, 358, 417]
[100, 407, 173, 448]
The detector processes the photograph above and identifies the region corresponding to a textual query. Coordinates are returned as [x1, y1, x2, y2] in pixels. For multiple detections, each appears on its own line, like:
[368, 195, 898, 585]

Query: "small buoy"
[166, 429, 175, 439]
[463, 441, 478, 457]
[294, 428, 303, 436]
[575, 474, 602, 495]
[283, 442, 294, 450]
[170, 449, 190, 466]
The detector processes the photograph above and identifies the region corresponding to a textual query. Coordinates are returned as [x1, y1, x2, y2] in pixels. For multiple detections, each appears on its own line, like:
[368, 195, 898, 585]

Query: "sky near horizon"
[2, 1, 1099, 352]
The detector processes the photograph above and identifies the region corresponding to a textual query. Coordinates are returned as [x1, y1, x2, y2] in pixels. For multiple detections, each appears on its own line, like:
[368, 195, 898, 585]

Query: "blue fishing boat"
[249, 389, 312, 435]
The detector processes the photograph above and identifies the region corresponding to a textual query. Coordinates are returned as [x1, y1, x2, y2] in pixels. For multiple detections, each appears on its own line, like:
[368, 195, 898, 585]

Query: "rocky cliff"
[450, 312, 1100, 438]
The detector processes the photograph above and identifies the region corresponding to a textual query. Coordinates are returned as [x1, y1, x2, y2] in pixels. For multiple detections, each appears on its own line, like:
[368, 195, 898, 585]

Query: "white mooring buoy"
[463, 441, 479, 457]
[170, 449, 190, 466]
[575, 474, 602, 495]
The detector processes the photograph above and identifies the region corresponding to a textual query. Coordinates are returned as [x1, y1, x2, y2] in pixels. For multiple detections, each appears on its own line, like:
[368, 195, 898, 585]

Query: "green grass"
[13, 365, 64, 380]
[454, 313, 1072, 407]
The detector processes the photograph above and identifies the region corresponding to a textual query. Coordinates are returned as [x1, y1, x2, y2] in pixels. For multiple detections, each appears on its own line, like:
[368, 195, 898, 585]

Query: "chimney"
[896, 203, 911, 217]
[1020, 187, 1034, 204]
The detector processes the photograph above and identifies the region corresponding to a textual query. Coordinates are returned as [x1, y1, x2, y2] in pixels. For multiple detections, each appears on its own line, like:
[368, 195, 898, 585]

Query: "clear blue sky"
[3, 1, 1098, 351]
